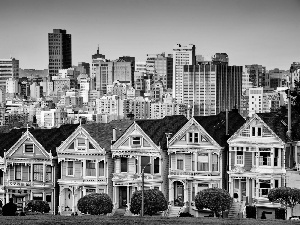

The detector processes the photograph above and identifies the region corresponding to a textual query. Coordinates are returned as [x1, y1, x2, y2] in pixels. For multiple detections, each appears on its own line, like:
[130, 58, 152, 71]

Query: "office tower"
[116, 56, 135, 85]
[172, 44, 196, 102]
[182, 60, 242, 116]
[245, 64, 266, 87]
[267, 68, 289, 89]
[0, 58, 19, 92]
[135, 62, 146, 73]
[76, 62, 90, 76]
[48, 29, 72, 80]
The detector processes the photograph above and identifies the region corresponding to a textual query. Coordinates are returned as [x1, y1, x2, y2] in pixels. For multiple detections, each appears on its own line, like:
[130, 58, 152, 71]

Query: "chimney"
[111, 128, 117, 145]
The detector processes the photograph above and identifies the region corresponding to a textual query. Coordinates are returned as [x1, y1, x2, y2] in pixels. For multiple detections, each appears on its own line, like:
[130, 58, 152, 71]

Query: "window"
[257, 127, 262, 136]
[197, 153, 209, 171]
[99, 161, 104, 176]
[46, 166, 52, 181]
[259, 179, 271, 197]
[132, 137, 141, 146]
[274, 179, 279, 188]
[121, 157, 128, 172]
[25, 144, 34, 153]
[212, 154, 218, 171]
[141, 156, 150, 173]
[154, 158, 159, 174]
[177, 159, 183, 170]
[67, 161, 74, 176]
[236, 151, 244, 165]
[15, 165, 21, 180]
[274, 148, 279, 166]
[188, 132, 199, 143]
[77, 138, 86, 150]
[251, 127, 262, 137]
[33, 165, 43, 181]
[259, 150, 271, 166]
[86, 160, 96, 176]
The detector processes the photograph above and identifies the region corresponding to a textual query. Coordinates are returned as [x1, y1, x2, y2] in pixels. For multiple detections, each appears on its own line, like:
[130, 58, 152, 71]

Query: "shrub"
[275, 208, 286, 220]
[77, 193, 113, 215]
[179, 212, 193, 217]
[245, 205, 256, 219]
[130, 189, 168, 216]
[25, 200, 50, 213]
[195, 188, 232, 217]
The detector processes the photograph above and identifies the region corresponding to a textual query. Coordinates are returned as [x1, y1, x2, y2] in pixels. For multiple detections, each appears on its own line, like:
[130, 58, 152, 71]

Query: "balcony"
[112, 173, 161, 181]
[169, 170, 220, 177]
[5, 180, 54, 187]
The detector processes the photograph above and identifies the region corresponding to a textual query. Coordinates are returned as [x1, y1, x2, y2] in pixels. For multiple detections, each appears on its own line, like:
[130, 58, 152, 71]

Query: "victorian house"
[56, 121, 133, 214]
[111, 115, 188, 209]
[167, 110, 245, 216]
[0, 124, 78, 214]
[227, 113, 288, 218]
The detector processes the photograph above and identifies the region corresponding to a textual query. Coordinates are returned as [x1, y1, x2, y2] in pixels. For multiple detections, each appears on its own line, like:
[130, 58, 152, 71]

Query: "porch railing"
[169, 170, 219, 176]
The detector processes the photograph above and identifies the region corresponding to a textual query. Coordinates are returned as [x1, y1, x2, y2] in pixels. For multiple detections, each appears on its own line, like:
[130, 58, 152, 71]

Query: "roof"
[0, 124, 79, 157]
[256, 111, 300, 142]
[82, 120, 134, 151]
[194, 110, 245, 146]
[136, 115, 188, 150]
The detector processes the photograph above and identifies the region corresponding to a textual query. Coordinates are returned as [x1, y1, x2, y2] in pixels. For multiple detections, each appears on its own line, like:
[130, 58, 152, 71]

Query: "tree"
[130, 189, 168, 216]
[25, 200, 50, 213]
[195, 188, 232, 217]
[268, 187, 300, 217]
[77, 193, 113, 215]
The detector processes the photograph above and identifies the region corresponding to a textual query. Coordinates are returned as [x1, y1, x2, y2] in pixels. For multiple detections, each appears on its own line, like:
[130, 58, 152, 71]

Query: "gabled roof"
[0, 124, 79, 157]
[82, 120, 134, 151]
[135, 115, 188, 150]
[256, 112, 300, 142]
[194, 110, 245, 146]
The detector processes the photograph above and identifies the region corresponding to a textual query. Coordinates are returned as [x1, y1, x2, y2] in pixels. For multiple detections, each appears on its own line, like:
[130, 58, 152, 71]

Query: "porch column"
[30, 162, 33, 182]
[30, 190, 33, 200]
[42, 190, 46, 201]
[83, 160, 86, 178]
[96, 160, 99, 193]
[193, 153, 197, 171]
[184, 181, 188, 203]
[169, 181, 174, 205]
[271, 147, 275, 167]
[58, 192, 62, 213]
[43, 162, 46, 183]
[72, 191, 75, 212]
[127, 186, 130, 205]
[255, 178, 259, 199]
[228, 176, 233, 196]
[113, 185, 117, 208]
[5, 191, 9, 204]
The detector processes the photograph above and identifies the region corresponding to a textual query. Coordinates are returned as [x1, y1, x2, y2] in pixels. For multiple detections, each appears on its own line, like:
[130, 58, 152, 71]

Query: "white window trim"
[235, 149, 244, 166]
[76, 137, 87, 151]
[187, 132, 199, 144]
[66, 161, 75, 177]
[197, 153, 210, 172]
[98, 160, 105, 177]
[131, 136, 142, 146]
[86, 160, 96, 177]
[176, 158, 184, 170]
[14, 164, 22, 180]
[23, 143, 35, 154]
[251, 126, 262, 137]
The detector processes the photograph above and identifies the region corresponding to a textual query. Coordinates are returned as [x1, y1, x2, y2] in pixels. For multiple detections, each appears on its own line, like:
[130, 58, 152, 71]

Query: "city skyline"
[0, 0, 299, 70]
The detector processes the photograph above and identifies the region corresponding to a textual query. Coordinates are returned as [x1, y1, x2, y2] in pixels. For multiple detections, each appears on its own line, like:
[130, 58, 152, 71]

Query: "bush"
[245, 205, 256, 219]
[25, 200, 50, 213]
[179, 212, 193, 217]
[130, 189, 168, 216]
[275, 208, 285, 220]
[195, 188, 232, 217]
[77, 193, 113, 215]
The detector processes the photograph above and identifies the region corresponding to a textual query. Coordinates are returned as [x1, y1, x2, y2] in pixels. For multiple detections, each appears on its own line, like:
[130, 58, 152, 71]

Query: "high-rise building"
[172, 44, 195, 102]
[48, 29, 72, 80]
[0, 58, 19, 92]
[245, 64, 266, 87]
[182, 60, 242, 116]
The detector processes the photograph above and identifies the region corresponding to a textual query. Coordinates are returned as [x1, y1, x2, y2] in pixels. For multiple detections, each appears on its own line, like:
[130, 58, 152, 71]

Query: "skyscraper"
[172, 44, 195, 103]
[0, 58, 19, 92]
[48, 29, 72, 80]
[245, 64, 266, 88]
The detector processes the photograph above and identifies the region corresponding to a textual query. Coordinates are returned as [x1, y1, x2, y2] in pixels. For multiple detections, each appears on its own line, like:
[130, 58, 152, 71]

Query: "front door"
[119, 186, 127, 208]
[174, 181, 184, 206]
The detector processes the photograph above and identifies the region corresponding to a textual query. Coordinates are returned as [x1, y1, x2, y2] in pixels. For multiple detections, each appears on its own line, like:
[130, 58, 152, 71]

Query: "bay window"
[197, 153, 209, 171]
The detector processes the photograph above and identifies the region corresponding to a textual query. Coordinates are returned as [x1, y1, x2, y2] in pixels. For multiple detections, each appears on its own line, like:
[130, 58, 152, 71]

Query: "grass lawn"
[0, 215, 299, 225]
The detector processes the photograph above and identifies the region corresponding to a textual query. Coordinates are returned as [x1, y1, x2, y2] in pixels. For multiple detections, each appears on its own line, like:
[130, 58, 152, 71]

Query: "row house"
[167, 110, 245, 216]
[0, 124, 78, 213]
[228, 113, 289, 218]
[111, 115, 188, 209]
[56, 121, 133, 214]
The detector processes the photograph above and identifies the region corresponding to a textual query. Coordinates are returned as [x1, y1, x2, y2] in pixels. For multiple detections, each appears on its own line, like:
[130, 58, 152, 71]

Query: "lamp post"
[141, 162, 151, 217]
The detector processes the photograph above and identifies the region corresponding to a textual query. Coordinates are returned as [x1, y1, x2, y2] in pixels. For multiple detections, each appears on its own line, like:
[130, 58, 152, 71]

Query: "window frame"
[99, 161, 104, 177]
[15, 165, 22, 180]
[86, 160, 96, 177]
[131, 136, 142, 146]
[177, 159, 184, 170]
[24, 143, 34, 153]
[66, 161, 74, 176]
[187, 132, 199, 144]
[33, 164, 43, 181]
[236, 150, 244, 165]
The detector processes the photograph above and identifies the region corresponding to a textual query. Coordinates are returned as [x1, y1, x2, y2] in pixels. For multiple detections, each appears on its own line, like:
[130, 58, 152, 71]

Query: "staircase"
[168, 206, 182, 217]
[113, 208, 126, 217]
[228, 201, 242, 219]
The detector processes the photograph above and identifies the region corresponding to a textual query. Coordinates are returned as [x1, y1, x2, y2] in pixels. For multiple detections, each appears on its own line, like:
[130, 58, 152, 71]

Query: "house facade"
[168, 118, 222, 212]
[111, 116, 188, 209]
[0, 124, 78, 213]
[227, 113, 286, 218]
